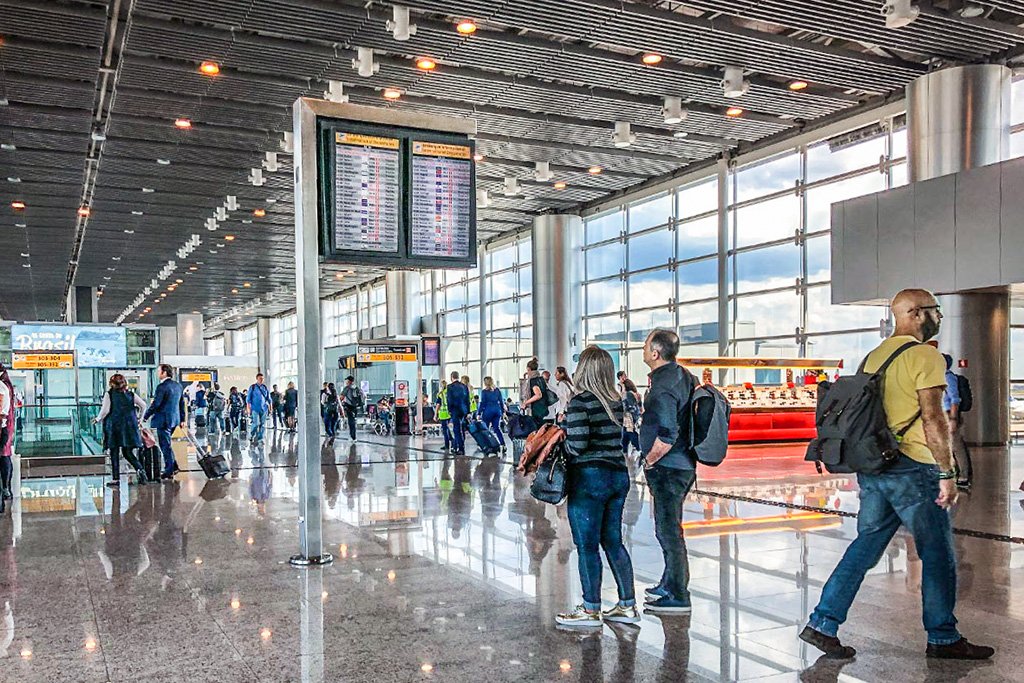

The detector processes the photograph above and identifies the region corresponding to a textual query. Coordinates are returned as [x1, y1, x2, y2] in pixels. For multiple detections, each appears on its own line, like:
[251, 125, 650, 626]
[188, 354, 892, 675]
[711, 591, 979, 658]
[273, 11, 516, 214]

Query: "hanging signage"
[421, 336, 441, 367]
[356, 344, 418, 363]
[11, 324, 127, 368]
[12, 351, 75, 370]
[180, 370, 215, 383]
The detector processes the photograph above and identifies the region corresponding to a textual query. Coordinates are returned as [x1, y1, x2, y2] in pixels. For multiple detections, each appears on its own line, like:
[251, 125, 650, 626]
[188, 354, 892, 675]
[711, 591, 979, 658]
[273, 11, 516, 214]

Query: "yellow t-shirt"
[861, 335, 946, 464]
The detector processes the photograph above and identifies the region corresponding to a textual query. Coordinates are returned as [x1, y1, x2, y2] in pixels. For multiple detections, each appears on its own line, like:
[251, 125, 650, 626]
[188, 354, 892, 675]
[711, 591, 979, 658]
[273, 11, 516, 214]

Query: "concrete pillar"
[223, 329, 236, 356]
[175, 313, 203, 355]
[907, 64, 1011, 445]
[531, 214, 583, 373]
[256, 318, 271, 376]
[385, 270, 418, 337]
[158, 326, 178, 357]
[72, 286, 98, 323]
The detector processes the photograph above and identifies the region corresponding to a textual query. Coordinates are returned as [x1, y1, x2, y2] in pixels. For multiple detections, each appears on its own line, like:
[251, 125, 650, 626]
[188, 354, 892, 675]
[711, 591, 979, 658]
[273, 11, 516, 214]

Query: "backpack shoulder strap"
[861, 340, 920, 376]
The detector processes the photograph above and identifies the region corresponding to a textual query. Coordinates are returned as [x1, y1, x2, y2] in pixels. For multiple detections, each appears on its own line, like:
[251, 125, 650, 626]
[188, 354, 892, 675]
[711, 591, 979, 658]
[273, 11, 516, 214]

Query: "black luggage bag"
[467, 419, 501, 455]
[186, 432, 230, 479]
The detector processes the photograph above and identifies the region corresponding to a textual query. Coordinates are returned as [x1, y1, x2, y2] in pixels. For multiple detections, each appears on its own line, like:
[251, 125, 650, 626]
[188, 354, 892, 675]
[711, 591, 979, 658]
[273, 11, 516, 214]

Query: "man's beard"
[921, 317, 940, 342]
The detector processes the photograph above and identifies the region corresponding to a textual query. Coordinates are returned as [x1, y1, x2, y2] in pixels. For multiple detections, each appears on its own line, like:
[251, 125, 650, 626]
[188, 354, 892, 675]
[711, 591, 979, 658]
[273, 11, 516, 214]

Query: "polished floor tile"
[1, 428, 1023, 681]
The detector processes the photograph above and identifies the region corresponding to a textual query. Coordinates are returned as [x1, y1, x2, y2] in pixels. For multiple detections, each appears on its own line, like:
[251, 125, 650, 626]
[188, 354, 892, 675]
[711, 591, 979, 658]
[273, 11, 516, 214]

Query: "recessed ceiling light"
[416, 57, 437, 71]
[175, 279, 183, 283]
[10, 200, 25, 210]
[123, 229, 135, 234]
[231, 288, 238, 293]
[788, 80, 809, 91]
[553, 181, 567, 190]
[15, 223, 25, 228]
[131, 210, 143, 216]
[141, 187, 155, 193]
[243, 282, 251, 288]
[641, 53, 663, 65]
[21, 263, 30, 268]
[189, 266, 198, 271]
[78, 206, 91, 217]
[473, 153, 484, 162]
[156, 158, 171, 165]
[6, 177, 20, 183]
[335, 273, 345, 279]
[224, 235, 235, 241]
[673, 131, 689, 138]
[19, 253, 28, 258]
[174, 118, 192, 129]
[588, 166, 602, 175]
[0, 143, 15, 151]
[455, 20, 477, 34]
[253, 208, 266, 217]
[959, 3, 985, 17]
[242, 219, 253, 224]
[199, 61, 220, 75]
[382, 88, 402, 100]
[725, 106, 744, 117]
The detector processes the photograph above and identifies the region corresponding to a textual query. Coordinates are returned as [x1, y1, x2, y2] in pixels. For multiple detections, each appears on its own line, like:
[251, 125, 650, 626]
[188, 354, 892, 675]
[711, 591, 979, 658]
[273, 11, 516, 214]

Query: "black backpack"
[955, 374, 973, 413]
[805, 341, 921, 475]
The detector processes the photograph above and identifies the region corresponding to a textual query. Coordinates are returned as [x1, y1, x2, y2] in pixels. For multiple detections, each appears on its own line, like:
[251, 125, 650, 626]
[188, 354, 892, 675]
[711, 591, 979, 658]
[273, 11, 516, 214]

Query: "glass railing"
[16, 403, 104, 458]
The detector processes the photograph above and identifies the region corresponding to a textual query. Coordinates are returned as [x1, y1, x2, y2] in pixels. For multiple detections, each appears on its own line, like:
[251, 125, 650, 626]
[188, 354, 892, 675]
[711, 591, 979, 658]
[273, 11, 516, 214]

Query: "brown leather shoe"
[926, 638, 994, 660]
[799, 626, 856, 659]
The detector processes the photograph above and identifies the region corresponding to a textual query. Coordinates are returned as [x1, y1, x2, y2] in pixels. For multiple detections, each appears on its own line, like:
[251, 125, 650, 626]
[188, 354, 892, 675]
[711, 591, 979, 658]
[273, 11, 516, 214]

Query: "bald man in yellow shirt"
[801, 289, 994, 661]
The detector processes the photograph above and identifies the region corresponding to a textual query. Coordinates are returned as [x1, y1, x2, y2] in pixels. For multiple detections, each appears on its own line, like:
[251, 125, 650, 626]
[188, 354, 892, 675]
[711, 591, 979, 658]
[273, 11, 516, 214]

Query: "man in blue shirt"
[246, 373, 271, 444]
[942, 353, 971, 487]
[143, 363, 186, 479]
[446, 371, 471, 455]
[640, 329, 696, 614]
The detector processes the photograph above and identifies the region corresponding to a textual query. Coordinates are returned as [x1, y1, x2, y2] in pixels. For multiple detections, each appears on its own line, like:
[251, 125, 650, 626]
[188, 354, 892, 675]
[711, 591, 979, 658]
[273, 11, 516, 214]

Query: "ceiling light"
[243, 282, 251, 288]
[19, 253, 28, 258]
[387, 5, 418, 40]
[131, 210, 143, 216]
[142, 187, 155, 193]
[641, 53, 663, 65]
[10, 200, 25, 210]
[335, 272, 345, 279]
[473, 153, 484, 162]
[15, 223, 25, 228]
[673, 131, 689, 138]
[7, 177, 20, 183]
[612, 121, 636, 148]
[416, 57, 437, 71]
[588, 166, 602, 175]
[534, 161, 553, 182]
[0, 143, 15, 151]
[725, 106, 744, 117]
[722, 66, 749, 98]
[176, 279, 183, 283]
[90, 130, 106, 142]
[456, 20, 477, 34]
[78, 206, 91, 217]
[882, 0, 920, 28]
[553, 181, 567, 190]
[156, 158, 171, 165]
[225, 235, 235, 241]
[352, 47, 380, 77]
[21, 263, 30, 268]
[788, 80, 809, 91]
[174, 118, 192, 129]
[253, 208, 266, 217]
[231, 288, 238, 294]
[382, 88, 402, 100]
[190, 266, 198, 271]
[959, 3, 985, 17]
[662, 96, 687, 124]
[199, 61, 220, 75]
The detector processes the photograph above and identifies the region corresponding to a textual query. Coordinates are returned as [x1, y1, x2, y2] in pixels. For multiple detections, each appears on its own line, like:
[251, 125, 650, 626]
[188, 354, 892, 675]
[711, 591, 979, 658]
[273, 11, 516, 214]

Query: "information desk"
[679, 357, 844, 444]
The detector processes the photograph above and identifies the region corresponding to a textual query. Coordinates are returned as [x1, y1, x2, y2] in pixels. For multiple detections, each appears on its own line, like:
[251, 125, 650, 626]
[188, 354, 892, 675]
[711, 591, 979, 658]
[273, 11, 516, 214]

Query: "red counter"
[728, 409, 816, 443]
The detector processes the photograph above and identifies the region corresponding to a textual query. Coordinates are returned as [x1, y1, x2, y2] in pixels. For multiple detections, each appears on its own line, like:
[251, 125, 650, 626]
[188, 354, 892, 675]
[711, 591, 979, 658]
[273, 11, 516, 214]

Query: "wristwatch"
[937, 469, 957, 480]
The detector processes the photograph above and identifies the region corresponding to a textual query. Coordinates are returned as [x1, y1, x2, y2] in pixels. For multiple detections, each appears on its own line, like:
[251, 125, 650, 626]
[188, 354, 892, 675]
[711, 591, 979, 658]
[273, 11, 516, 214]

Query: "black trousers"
[111, 446, 144, 481]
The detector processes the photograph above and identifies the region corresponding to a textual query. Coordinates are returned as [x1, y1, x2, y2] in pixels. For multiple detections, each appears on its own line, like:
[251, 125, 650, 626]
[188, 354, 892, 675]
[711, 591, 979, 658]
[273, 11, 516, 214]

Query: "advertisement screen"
[12, 324, 128, 368]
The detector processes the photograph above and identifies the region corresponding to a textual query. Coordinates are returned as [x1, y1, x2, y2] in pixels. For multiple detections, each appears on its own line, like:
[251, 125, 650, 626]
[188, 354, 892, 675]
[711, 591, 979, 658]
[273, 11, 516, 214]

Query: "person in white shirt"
[545, 367, 575, 422]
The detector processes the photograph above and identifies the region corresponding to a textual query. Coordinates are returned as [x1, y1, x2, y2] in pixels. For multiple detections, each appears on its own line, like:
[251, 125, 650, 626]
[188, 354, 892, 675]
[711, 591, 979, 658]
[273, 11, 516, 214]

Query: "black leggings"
[0, 455, 11, 492]
[111, 446, 144, 481]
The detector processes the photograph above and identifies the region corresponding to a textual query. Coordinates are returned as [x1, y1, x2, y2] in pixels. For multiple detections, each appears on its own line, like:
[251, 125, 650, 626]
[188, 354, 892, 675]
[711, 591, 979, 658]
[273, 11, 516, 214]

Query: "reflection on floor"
[2, 429, 1024, 682]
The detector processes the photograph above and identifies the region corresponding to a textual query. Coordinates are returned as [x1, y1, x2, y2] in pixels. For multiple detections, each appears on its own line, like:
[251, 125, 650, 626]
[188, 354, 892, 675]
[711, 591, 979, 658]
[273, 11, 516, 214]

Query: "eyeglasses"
[914, 305, 942, 314]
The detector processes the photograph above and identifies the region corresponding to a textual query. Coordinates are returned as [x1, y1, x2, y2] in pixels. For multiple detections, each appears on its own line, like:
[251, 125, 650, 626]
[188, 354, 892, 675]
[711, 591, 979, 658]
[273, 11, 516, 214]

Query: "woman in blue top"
[479, 376, 506, 453]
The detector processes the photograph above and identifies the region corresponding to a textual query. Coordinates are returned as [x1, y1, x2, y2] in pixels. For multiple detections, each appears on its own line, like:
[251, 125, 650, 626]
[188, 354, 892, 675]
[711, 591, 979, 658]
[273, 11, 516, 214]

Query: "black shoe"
[799, 626, 856, 659]
[161, 471, 176, 481]
[135, 469, 150, 485]
[926, 638, 994, 660]
[105, 481, 121, 489]
[1, 487, 10, 501]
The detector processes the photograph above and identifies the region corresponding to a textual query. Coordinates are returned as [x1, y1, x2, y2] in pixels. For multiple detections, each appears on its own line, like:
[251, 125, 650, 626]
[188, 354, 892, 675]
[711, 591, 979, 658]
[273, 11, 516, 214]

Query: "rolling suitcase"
[195, 413, 207, 428]
[140, 428, 164, 481]
[185, 431, 230, 480]
[467, 419, 501, 455]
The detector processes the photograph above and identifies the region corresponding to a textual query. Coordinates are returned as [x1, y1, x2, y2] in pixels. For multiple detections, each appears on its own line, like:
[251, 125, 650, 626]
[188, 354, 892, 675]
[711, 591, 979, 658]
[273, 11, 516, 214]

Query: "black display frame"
[317, 117, 477, 269]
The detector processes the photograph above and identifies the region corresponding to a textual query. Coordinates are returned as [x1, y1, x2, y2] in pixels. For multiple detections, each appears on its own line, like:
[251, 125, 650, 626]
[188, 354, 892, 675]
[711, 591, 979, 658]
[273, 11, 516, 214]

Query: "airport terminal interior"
[6, 0, 1024, 681]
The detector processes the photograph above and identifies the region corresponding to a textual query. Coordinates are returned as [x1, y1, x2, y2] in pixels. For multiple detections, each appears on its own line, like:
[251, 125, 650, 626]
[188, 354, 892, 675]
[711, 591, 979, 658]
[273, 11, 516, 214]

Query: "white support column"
[531, 214, 583, 372]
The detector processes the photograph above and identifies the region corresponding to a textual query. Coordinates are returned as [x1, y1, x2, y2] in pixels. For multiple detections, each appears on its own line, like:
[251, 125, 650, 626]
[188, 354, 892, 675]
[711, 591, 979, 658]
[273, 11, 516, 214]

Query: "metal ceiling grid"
[0, 2, 108, 47]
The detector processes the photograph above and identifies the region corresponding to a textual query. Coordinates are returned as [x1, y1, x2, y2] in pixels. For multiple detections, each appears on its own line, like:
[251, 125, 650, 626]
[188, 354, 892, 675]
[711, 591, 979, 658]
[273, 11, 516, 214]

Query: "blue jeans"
[440, 419, 452, 450]
[250, 410, 267, 441]
[809, 459, 960, 645]
[481, 411, 505, 447]
[450, 412, 467, 453]
[646, 466, 697, 602]
[324, 411, 338, 437]
[209, 410, 224, 433]
[156, 426, 176, 476]
[566, 465, 636, 611]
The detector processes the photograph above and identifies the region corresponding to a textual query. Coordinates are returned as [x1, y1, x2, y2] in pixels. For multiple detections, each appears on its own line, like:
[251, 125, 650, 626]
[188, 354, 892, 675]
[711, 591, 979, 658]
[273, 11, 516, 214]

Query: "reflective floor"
[2, 429, 1024, 682]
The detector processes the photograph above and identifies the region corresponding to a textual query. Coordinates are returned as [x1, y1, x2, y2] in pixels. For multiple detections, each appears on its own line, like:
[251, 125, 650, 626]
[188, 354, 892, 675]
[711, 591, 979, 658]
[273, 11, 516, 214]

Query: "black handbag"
[530, 444, 568, 505]
[508, 413, 538, 440]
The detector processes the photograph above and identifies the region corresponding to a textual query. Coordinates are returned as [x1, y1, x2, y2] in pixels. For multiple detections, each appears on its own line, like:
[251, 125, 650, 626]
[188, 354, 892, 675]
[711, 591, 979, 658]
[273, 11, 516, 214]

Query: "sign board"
[180, 369, 216, 383]
[393, 379, 410, 407]
[356, 344, 417, 364]
[318, 120, 476, 268]
[421, 336, 441, 367]
[12, 324, 127, 368]
[12, 351, 74, 370]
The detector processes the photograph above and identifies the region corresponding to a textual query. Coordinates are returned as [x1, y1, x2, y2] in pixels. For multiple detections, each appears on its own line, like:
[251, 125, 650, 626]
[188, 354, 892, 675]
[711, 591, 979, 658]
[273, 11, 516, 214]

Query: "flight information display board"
[317, 119, 476, 268]
[332, 132, 401, 254]
[410, 141, 472, 259]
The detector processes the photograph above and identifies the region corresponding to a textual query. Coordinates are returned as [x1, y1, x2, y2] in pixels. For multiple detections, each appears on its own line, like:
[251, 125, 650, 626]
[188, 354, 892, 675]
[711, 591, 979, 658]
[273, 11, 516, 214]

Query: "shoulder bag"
[530, 442, 568, 505]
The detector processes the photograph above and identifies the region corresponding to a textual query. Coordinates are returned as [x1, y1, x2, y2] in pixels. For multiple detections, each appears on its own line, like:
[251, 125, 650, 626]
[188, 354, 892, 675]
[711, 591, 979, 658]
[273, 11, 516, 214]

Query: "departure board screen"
[332, 132, 401, 254]
[410, 141, 472, 259]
